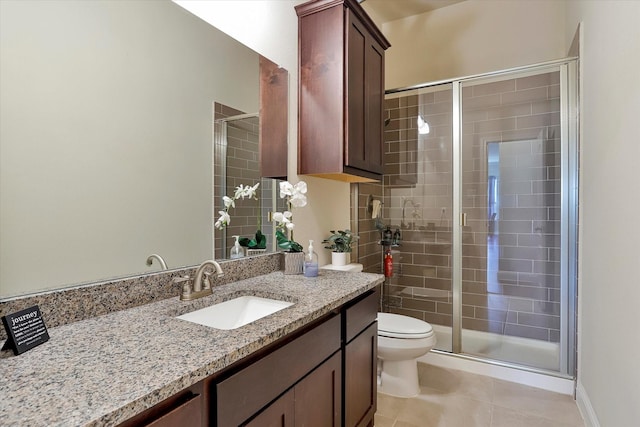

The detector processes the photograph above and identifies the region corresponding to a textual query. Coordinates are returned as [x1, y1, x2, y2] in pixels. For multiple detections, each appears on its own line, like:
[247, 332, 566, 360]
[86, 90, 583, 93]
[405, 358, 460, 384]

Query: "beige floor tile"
[377, 392, 408, 420]
[491, 405, 583, 427]
[374, 413, 395, 427]
[394, 421, 423, 427]
[492, 379, 584, 426]
[418, 363, 494, 403]
[399, 391, 492, 427]
[376, 364, 584, 427]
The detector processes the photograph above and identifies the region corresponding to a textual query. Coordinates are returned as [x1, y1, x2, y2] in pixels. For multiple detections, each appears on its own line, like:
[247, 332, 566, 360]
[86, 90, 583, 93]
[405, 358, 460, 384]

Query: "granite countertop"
[0, 270, 383, 427]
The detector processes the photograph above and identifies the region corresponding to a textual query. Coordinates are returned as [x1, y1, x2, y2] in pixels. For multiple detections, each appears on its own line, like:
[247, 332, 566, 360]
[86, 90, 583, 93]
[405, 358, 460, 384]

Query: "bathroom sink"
[176, 296, 294, 330]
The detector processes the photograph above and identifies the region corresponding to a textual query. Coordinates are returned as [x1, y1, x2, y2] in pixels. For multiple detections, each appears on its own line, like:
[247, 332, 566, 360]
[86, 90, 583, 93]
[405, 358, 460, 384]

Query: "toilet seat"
[377, 312, 433, 339]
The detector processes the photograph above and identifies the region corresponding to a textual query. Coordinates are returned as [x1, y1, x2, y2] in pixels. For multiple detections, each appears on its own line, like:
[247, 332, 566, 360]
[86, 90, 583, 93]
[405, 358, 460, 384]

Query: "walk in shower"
[356, 59, 578, 378]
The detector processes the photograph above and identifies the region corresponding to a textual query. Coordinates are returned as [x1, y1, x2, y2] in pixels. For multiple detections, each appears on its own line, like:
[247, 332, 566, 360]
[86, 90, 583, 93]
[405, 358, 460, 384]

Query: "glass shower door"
[380, 59, 577, 377]
[458, 68, 567, 372]
[379, 84, 454, 354]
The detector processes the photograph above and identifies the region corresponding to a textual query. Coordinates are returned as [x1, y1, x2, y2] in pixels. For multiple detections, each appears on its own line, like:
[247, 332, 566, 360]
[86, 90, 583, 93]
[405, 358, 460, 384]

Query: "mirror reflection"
[212, 106, 287, 259]
[0, 0, 287, 298]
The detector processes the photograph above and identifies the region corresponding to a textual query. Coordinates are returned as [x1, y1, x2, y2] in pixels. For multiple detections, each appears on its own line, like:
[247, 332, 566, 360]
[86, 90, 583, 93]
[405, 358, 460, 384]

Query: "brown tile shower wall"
[357, 89, 455, 319]
[357, 72, 562, 342]
[357, 182, 384, 274]
[461, 72, 561, 342]
[379, 88, 455, 326]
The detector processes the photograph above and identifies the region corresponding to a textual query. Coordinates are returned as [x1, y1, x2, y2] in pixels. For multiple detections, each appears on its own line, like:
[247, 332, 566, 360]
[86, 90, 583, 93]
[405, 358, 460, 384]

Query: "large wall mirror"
[0, 0, 287, 299]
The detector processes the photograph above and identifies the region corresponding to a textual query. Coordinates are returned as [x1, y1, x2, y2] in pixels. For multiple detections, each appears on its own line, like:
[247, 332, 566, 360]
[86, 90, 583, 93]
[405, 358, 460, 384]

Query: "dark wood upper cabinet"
[296, 0, 390, 183]
[260, 55, 289, 180]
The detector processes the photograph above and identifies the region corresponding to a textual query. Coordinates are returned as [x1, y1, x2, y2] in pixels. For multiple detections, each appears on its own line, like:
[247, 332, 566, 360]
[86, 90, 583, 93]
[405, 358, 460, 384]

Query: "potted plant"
[322, 229, 357, 266]
[239, 230, 267, 255]
[273, 180, 308, 274]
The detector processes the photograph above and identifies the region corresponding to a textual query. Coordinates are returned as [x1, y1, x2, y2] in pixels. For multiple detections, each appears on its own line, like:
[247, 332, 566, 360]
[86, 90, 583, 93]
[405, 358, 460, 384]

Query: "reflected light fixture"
[417, 115, 430, 135]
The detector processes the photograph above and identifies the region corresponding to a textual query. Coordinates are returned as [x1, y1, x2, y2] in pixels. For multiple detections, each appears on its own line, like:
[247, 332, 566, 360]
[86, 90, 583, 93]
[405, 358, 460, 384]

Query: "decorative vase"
[283, 251, 305, 275]
[331, 252, 350, 266]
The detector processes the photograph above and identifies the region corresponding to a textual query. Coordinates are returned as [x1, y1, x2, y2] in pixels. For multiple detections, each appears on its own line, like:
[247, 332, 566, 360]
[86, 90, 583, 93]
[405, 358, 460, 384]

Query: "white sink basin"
[176, 296, 294, 330]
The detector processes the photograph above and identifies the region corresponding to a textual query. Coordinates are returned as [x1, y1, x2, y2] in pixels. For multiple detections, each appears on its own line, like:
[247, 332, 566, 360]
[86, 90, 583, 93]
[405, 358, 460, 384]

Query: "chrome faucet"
[177, 260, 224, 301]
[146, 253, 168, 270]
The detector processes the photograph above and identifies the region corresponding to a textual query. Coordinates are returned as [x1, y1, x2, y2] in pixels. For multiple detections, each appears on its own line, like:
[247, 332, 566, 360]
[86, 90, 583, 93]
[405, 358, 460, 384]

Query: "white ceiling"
[361, 0, 465, 24]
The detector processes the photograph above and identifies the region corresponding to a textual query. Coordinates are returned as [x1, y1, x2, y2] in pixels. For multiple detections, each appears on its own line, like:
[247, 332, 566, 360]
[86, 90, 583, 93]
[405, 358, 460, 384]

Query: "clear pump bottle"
[304, 240, 319, 277]
[230, 235, 245, 259]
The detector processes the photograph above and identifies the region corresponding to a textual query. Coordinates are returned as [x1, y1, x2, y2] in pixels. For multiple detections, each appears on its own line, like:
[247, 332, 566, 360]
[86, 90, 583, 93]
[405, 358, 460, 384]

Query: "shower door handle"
[461, 212, 467, 227]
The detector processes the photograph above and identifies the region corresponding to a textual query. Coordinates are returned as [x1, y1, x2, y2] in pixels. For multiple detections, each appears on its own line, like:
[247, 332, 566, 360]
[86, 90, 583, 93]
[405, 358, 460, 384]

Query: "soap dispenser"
[303, 240, 319, 277]
[393, 228, 402, 246]
[383, 226, 393, 245]
[230, 235, 245, 259]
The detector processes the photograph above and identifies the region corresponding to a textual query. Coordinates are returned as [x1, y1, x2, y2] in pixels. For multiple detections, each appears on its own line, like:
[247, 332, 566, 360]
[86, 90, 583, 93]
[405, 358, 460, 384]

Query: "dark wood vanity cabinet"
[246, 351, 342, 427]
[216, 286, 378, 427]
[118, 286, 379, 427]
[344, 288, 379, 427]
[216, 314, 342, 426]
[296, 0, 390, 182]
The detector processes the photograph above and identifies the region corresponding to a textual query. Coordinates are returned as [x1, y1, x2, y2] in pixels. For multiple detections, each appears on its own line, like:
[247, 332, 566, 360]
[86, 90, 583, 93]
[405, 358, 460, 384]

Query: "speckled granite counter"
[0, 270, 383, 426]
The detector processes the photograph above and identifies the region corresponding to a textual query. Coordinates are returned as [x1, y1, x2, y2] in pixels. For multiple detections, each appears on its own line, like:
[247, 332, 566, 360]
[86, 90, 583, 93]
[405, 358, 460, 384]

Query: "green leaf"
[239, 230, 267, 249]
[276, 230, 302, 252]
[254, 230, 267, 249]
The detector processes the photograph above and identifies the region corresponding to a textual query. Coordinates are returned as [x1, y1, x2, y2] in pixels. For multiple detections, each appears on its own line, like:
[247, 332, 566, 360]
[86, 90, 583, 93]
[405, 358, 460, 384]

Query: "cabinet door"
[364, 36, 384, 175]
[294, 351, 342, 427]
[345, 322, 377, 427]
[245, 389, 294, 427]
[346, 10, 384, 176]
[346, 10, 367, 173]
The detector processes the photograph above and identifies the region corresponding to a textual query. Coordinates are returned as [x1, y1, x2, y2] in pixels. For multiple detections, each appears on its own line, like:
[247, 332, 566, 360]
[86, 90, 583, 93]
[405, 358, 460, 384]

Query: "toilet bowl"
[319, 263, 434, 397]
[377, 312, 436, 398]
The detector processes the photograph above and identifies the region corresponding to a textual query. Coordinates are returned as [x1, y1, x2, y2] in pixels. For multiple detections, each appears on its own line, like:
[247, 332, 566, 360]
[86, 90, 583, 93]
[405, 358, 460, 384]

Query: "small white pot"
[331, 252, 350, 266]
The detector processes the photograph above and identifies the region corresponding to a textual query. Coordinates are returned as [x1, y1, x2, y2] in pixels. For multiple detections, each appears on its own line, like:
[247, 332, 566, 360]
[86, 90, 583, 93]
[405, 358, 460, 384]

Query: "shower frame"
[378, 57, 579, 379]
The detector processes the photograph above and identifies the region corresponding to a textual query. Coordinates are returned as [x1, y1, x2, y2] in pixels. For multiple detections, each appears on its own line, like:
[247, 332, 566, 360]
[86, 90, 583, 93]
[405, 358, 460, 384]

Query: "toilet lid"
[377, 312, 433, 339]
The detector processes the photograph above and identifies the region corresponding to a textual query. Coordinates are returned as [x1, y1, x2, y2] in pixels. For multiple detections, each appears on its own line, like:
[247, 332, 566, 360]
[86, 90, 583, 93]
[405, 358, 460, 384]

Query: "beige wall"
[176, 0, 352, 266]
[378, 0, 566, 89]
[564, 2, 640, 426]
[0, 0, 259, 297]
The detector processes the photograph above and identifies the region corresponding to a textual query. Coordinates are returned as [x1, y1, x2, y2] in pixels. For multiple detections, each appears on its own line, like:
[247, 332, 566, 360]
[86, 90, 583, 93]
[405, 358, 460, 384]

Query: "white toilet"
[377, 312, 436, 398]
[320, 262, 436, 397]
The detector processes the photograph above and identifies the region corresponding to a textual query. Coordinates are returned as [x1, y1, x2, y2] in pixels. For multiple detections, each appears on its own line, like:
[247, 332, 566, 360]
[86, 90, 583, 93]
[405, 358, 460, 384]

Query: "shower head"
[384, 117, 391, 126]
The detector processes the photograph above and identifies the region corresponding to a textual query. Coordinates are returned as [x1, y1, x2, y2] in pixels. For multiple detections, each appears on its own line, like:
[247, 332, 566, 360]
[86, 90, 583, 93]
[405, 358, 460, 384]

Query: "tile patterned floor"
[375, 363, 585, 427]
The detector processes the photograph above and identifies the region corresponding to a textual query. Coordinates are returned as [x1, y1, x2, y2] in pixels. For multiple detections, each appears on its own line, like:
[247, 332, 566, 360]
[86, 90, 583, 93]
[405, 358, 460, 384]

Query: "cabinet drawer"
[217, 314, 341, 426]
[145, 393, 201, 427]
[117, 385, 203, 427]
[344, 287, 379, 343]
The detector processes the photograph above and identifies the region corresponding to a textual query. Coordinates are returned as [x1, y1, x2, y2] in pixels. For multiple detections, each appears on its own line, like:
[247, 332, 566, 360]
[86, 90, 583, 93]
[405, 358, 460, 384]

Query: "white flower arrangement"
[214, 182, 260, 230]
[274, 180, 307, 252]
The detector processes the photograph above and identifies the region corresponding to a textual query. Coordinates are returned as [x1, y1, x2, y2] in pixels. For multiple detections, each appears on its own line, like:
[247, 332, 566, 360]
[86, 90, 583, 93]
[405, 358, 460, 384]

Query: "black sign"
[2, 305, 50, 355]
